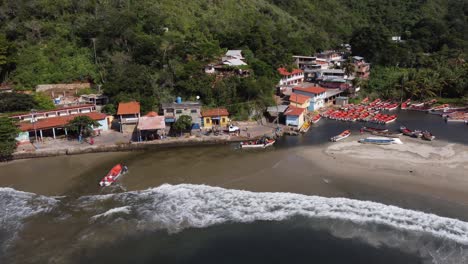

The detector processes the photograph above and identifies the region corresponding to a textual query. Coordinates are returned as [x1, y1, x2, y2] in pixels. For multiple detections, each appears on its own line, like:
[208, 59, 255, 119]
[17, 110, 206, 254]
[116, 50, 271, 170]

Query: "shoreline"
[10, 135, 253, 160]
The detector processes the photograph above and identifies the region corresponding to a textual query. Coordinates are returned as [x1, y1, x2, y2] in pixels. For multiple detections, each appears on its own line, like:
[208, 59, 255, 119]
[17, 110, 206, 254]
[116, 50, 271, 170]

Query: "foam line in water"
[91, 206, 131, 220]
[0, 188, 58, 250]
[92, 184, 468, 245]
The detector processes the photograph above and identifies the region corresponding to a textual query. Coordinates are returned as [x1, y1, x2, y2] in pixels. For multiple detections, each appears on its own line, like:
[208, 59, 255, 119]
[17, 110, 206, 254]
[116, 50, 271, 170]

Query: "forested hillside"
[0, 0, 467, 114]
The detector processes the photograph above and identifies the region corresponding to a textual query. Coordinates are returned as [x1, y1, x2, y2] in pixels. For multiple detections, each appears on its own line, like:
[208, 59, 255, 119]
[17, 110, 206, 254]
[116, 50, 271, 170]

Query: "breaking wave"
[85, 184, 468, 245]
[0, 188, 58, 251]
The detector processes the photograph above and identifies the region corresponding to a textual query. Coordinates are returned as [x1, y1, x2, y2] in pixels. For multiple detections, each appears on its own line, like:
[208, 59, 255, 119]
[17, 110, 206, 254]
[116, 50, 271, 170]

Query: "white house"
[221, 50, 247, 67]
[278, 68, 304, 86]
[292, 86, 327, 111]
[284, 106, 306, 128]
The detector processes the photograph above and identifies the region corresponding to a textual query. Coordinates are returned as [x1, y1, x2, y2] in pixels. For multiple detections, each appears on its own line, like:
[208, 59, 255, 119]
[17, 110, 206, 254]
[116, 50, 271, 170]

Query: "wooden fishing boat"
[330, 130, 351, 142]
[311, 114, 321, 124]
[400, 126, 422, 138]
[240, 137, 276, 149]
[362, 126, 388, 133]
[422, 131, 435, 141]
[300, 122, 311, 133]
[99, 164, 128, 187]
[358, 137, 403, 145]
[400, 99, 411, 110]
[371, 131, 401, 138]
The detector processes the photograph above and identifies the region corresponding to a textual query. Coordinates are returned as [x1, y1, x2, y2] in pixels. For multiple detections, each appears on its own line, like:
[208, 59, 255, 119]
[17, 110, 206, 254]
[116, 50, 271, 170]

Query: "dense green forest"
[0, 0, 467, 115]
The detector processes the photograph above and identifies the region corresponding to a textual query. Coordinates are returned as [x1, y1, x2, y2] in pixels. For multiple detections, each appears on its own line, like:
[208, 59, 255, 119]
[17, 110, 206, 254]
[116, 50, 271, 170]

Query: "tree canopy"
[0, 117, 19, 161]
[0, 0, 466, 112]
[66, 116, 99, 137]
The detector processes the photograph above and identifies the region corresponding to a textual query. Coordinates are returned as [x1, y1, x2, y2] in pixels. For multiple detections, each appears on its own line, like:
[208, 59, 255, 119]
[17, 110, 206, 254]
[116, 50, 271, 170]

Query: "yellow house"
[202, 108, 230, 128]
[289, 92, 310, 109]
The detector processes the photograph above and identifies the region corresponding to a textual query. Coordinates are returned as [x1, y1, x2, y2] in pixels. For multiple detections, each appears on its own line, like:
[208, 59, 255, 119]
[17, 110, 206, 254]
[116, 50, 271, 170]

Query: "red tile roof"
[117, 101, 140, 115]
[284, 106, 305, 116]
[144, 111, 159, 117]
[18, 112, 107, 132]
[277, 68, 303, 76]
[293, 86, 326, 95]
[202, 108, 229, 117]
[289, 93, 310, 104]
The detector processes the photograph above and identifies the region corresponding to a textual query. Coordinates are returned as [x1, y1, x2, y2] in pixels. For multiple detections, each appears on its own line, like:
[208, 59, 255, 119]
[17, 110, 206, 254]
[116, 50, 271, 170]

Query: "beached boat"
[400, 126, 422, 138]
[358, 136, 403, 145]
[400, 99, 411, 110]
[422, 131, 435, 141]
[240, 137, 275, 149]
[99, 164, 128, 187]
[362, 126, 388, 133]
[300, 122, 311, 133]
[370, 131, 402, 138]
[311, 114, 321, 124]
[330, 130, 351, 142]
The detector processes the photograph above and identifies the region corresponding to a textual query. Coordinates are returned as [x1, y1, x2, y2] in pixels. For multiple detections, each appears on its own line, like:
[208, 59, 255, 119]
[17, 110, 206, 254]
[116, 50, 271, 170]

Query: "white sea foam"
[91, 184, 468, 246]
[0, 187, 58, 250]
[91, 206, 131, 220]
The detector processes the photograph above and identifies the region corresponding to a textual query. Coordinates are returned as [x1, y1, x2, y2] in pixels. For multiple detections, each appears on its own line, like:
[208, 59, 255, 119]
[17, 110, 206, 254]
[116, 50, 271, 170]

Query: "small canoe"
[330, 130, 351, 142]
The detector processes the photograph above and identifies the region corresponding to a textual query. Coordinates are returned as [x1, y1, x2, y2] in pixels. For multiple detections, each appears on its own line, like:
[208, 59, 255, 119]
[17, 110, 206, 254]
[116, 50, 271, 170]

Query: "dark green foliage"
[66, 116, 100, 137]
[172, 115, 192, 134]
[0, 0, 466, 113]
[0, 93, 36, 113]
[101, 104, 116, 115]
[0, 117, 19, 161]
[33, 92, 55, 110]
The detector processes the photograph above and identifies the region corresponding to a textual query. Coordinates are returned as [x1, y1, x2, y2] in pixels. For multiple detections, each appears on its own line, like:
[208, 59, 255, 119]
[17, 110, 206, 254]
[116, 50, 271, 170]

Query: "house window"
[191, 109, 197, 113]
[206, 118, 210, 124]
[166, 109, 174, 113]
[176, 110, 182, 114]
[222, 118, 226, 123]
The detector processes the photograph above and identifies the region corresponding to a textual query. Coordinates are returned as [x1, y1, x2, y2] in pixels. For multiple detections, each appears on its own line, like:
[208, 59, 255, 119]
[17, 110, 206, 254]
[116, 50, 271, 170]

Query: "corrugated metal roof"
[137, 116, 165, 130]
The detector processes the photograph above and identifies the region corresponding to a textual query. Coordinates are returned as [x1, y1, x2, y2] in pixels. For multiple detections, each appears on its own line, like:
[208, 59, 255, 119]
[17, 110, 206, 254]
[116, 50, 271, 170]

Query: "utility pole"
[30, 109, 38, 142]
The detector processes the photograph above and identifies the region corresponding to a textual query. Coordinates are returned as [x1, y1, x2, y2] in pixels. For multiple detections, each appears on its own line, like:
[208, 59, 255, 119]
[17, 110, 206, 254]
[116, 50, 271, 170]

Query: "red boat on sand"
[312, 114, 322, 124]
[99, 164, 128, 187]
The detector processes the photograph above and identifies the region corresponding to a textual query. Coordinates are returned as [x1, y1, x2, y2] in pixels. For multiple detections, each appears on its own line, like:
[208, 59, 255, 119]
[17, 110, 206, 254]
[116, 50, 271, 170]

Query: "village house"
[16, 112, 108, 143]
[352, 56, 371, 79]
[136, 112, 166, 141]
[284, 106, 306, 128]
[204, 50, 250, 77]
[117, 101, 140, 133]
[292, 86, 327, 111]
[289, 92, 310, 109]
[316, 50, 342, 63]
[292, 55, 317, 69]
[277, 68, 304, 86]
[161, 98, 202, 129]
[201, 108, 230, 128]
[11, 104, 97, 122]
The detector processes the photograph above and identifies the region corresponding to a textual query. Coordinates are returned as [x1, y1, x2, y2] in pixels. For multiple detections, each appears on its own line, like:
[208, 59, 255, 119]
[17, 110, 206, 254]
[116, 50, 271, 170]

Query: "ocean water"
[1, 184, 467, 264]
